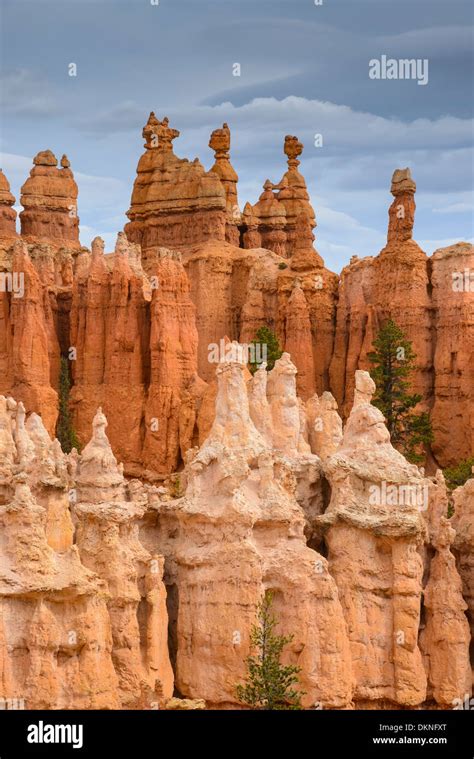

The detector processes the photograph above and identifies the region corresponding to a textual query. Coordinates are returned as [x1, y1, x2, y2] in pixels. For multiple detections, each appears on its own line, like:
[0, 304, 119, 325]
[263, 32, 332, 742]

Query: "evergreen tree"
[56, 356, 81, 453]
[367, 319, 433, 463]
[444, 458, 474, 491]
[235, 590, 305, 710]
[249, 326, 283, 374]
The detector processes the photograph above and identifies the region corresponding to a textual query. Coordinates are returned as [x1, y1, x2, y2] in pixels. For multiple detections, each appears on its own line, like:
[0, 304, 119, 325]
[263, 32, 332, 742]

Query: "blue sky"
[1, 0, 473, 272]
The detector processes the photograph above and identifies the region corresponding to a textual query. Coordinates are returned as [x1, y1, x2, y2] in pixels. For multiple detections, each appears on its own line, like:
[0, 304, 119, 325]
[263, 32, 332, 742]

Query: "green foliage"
[444, 458, 474, 491]
[56, 356, 81, 453]
[367, 319, 433, 464]
[249, 326, 283, 374]
[235, 590, 305, 710]
[278, 262, 288, 270]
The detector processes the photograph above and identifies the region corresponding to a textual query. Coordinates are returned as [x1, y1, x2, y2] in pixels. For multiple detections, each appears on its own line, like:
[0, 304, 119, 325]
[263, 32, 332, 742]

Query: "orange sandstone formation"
[125, 113, 226, 261]
[452, 474, 474, 654]
[0, 240, 59, 435]
[0, 121, 471, 714]
[143, 350, 352, 708]
[208, 123, 240, 245]
[0, 400, 174, 709]
[142, 249, 199, 475]
[430, 243, 474, 465]
[0, 126, 471, 473]
[0, 170, 17, 239]
[243, 135, 316, 259]
[320, 371, 429, 706]
[73, 409, 174, 706]
[420, 516, 471, 706]
[249, 180, 287, 256]
[70, 233, 198, 476]
[20, 151, 79, 246]
[330, 169, 433, 424]
[0, 398, 120, 709]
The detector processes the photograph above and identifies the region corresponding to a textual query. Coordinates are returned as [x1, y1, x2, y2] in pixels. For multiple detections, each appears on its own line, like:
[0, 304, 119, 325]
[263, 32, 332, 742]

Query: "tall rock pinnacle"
[387, 167, 417, 246]
[209, 123, 240, 245]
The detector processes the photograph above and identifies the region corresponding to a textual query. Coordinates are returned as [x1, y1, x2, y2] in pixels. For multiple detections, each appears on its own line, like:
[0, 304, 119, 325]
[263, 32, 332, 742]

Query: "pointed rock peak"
[248, 363, 274, 446]
[242, 201, 259, 222]
[14, 401, 33, 440]
[243, 201, 253, 215]
[12, 398, 35, 471]
[127, 240, 145, 276]
[260, 179, 276, 199]
[391, 167, 416, 196]
[266, 353, 302, 456]
[353, 369, 376, 407]
[191, 348, 267, 474]
[306, 391, 342, 459]
[336, 370, 426, 481]
[76, 407, 125, 494]
[33, 150, 58, 167]
[114, 231, 130, 259]
[434, 515, 455, 551]
[321, 391, 339, 411]
[60, 154, 70, 169]
[25, 411, 52, 444]
[92, 407, 108, 441]
[91, 236, 105, 257]
[272, 352, 297, 377]
[253, 361, 267, 379]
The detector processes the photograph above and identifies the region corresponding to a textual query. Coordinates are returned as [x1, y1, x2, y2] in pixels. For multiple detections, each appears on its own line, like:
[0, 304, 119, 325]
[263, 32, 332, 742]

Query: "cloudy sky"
[1, 0, 473, 272]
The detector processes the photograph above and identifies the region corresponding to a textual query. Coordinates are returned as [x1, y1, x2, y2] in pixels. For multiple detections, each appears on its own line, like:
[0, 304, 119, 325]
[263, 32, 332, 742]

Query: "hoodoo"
[125, 113, 227, 265]
[19, 151, 79, 245]
[0, 116, 471, 712]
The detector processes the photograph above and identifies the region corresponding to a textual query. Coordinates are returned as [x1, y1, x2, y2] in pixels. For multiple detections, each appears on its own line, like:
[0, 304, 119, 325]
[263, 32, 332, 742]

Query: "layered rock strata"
[19, 151, 79, 246]
[330, 169, 432, 422]
[70, 233, 198, 476]
[125, 113, 226, 258]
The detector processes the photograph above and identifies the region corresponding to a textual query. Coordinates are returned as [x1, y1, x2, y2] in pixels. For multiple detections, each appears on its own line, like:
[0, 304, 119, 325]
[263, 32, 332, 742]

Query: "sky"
[0, 0, 473, 272]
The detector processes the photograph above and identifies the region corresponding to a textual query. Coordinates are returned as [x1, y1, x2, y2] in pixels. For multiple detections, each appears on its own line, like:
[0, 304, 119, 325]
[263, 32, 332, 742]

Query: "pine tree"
[444, 458, 474, 491]
[56, 356, 81, 453]
[235, 591, 305, 710]
[367, 319, 433, 464]
[249, 326, 283, 374]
